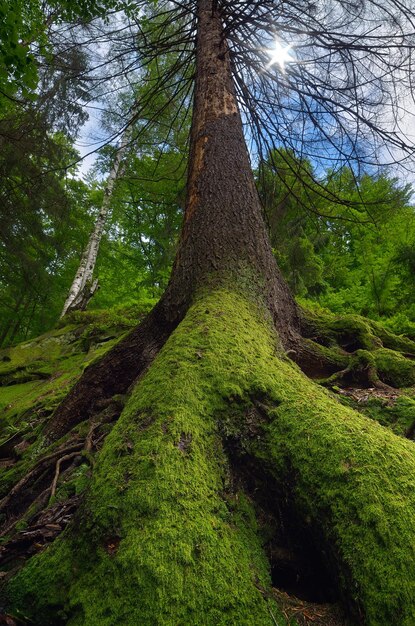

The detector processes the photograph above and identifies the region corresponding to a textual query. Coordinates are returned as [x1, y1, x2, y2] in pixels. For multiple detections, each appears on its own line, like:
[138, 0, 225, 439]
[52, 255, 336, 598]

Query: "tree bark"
[159, 0, 299, 345]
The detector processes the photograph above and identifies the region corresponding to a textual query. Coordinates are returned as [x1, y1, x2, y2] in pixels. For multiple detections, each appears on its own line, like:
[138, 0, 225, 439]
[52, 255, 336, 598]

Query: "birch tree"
[61, 129, 130, 317]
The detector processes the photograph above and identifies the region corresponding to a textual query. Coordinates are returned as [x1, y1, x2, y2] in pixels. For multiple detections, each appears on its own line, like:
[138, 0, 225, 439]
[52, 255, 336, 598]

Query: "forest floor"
[1, 301, 415, 625]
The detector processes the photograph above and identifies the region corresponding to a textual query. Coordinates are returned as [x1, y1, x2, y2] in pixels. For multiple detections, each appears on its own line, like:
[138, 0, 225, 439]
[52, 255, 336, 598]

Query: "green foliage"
[259, 155, 415, 322]
[0, 115, 96, 346]
[0, 0, 124, 97]
[259, 149, 326, 297]
[0, 1, 41, 97]
[314, 170, 414, 319]
[97, 148, 185, 303]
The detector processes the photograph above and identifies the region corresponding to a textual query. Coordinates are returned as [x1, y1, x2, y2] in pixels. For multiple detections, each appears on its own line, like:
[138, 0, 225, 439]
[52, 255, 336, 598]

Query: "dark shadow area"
[223, 420, 339, 605]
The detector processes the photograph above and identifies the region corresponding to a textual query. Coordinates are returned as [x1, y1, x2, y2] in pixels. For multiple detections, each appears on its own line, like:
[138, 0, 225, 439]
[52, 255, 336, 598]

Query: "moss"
[0, 313, 134, 512]
[301, 303, 415, 389]
[300, 307, 379, 351]
[59, 299, 156, 332]
[303, 338, 349, 369]
[330, 315, 381, 351]
[7, 288, 289, 626]
[301, 304, 415, 357]
[0, 380, 42, 414]
[7, 287, 415, 625]
[0, 311, 131, 443]
[373, 348, 415, 387]
[348, 395, 415, 437]
[8, 540, 75, 625]
[369, 320, 415, 354]
[49, 463, 92, 505]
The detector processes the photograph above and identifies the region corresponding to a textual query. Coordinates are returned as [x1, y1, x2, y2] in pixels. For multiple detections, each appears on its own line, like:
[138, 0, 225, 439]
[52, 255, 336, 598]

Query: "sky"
[72, 6, 415, 193]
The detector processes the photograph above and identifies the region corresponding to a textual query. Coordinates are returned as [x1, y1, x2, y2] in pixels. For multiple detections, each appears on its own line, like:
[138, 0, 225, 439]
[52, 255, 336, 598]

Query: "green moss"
[0, 313, 135, 511]
[0, 312, 131, 443]
[49, 463, 92, 505]
[330, 315, 381, 350]
[348, 395, 415, 437]
[301, 303, 415, 357]
[0, 380, 42, 413]
[59, 299, 156, 332]
[370, 320, 415, 354]
[7, 287, 415, 625]
[9, 540, 75, 625]
[303, 338, 348, 369]
[373, 348, 415, 387]
[7, 289, 288, 625]
[300, 306, 379, 350]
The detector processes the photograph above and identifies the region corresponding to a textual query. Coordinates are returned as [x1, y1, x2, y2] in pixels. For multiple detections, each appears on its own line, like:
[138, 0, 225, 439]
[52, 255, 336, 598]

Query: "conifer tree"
[4, 2, 415, 624]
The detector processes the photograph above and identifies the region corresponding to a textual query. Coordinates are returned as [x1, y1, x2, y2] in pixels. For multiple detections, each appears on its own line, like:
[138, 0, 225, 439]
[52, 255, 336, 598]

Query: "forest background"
[1, 1, 415, 348]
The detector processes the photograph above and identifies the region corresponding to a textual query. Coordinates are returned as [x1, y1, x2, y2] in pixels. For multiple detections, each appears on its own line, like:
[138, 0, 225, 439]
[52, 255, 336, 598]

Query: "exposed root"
[318, 365, 352, 387]
[3, 291, 415, 625]
[42, 303, 176, 445]
[0, 487, 51, 539]
[366, 365, 395, 391]
[294, 325, 415, 392]
[0, 495, 81, 573]
[0, 440, 84, 522]
[49, 452, 81, 501]
[0, 392, 127, 541]
[289, 338, 347, 380]
[84, 421, 99, 453]
[336, 387, 400, 405]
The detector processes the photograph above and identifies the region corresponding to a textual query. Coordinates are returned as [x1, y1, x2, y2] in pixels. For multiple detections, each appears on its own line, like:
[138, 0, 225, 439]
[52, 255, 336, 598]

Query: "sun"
[266, 40, 294, 72]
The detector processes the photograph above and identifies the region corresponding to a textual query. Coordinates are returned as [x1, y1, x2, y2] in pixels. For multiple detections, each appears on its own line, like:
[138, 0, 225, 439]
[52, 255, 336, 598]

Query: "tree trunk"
[0, 292, 25, 347]
[5, 2, 415, 625]
[61, 130, 130, 318]
[43, 0, 298, 444]
[159, 0, 298, 344]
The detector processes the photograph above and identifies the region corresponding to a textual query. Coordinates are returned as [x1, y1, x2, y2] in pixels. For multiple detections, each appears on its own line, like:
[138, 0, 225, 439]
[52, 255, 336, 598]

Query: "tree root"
[42, 302, 176, 445]
[366, 365, 395, 391]
[294, 323, 415, 391]
[49, 452, 81, 501]
[317, 355, 396, 392]
[0, 487, 51, 539]
[0, 494, 81, 573]
[4, 291, 415, 625]
[0, 441, 84, 523]
[0, 392, 126, 546]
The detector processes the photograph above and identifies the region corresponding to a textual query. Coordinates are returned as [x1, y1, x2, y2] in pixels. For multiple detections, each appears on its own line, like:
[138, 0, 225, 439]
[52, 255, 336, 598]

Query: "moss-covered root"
[7, 290, 288, 626]
[260, 377, 415, 625]
[7, 288, 415, 626]
[299, 308, 415, 388]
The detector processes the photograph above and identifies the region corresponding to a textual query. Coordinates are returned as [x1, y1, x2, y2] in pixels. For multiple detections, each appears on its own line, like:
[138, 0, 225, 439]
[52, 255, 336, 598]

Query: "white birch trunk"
[61, 131, 130, 318]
